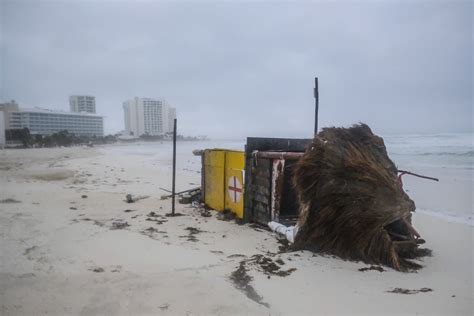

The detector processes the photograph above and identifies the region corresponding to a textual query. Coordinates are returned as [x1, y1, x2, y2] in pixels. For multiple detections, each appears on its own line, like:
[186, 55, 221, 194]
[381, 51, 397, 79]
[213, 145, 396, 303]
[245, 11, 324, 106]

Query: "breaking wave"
[419, 150, 474, 157]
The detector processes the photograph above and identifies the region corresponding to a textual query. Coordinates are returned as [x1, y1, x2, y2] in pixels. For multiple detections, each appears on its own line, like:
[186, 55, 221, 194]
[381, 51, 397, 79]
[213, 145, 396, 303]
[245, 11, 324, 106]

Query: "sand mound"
[292, 124, 429, 271]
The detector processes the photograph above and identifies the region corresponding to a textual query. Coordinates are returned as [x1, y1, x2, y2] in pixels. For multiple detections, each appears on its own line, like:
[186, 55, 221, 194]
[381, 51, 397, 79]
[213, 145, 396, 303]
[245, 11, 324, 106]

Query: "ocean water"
[384, 133, 473, 171]
[104, 133, 473, 225]
[383, 133, 473, 226]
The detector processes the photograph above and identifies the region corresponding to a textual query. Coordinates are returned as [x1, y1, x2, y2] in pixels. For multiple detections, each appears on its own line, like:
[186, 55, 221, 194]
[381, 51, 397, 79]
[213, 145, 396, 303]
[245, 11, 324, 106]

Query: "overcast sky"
[1, 0, 472, 138]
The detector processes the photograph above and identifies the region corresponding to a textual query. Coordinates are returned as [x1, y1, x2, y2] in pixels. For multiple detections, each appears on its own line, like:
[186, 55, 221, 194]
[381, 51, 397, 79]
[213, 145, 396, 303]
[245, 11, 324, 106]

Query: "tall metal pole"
[171, 118, 177, 216]
[314, 77, 319, 135]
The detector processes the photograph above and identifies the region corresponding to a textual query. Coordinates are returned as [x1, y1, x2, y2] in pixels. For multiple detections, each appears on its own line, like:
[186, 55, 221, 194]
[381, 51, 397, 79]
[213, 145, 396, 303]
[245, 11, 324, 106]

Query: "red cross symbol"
[228, 176, 242, 203]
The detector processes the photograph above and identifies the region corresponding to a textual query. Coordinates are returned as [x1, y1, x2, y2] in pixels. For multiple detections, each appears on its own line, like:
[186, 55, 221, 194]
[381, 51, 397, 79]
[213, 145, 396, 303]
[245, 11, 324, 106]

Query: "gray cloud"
[1, 0, 472, 138]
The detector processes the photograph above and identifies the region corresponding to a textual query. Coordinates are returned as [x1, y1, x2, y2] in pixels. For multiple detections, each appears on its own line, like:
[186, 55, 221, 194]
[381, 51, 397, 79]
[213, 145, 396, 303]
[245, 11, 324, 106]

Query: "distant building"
[168, 107, 177, 132]
[0, 101, 103, 137]
[123, 97, 176, 137]
[0, 111, 5, 148]
[0, 100, 19, 129]
[69, 95, 96, 113]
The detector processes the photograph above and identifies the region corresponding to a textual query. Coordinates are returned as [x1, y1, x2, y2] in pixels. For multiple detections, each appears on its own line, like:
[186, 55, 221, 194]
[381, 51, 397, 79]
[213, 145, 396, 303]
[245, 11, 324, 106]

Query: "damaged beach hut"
[198, 137, 311, 225]
[196, 124, 430, 271]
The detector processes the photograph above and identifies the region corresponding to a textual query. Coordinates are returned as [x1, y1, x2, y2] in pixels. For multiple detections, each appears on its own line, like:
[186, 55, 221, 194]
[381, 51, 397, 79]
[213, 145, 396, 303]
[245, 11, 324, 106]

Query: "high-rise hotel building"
[69, 95, 96, 113]
[123, 97, 176, 137]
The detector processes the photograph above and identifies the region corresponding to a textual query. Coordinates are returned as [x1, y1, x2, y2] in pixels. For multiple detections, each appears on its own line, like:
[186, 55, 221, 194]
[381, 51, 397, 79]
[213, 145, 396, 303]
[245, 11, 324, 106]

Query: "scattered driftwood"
[292, 124, 430, 271]
[160, 187, 200, 201]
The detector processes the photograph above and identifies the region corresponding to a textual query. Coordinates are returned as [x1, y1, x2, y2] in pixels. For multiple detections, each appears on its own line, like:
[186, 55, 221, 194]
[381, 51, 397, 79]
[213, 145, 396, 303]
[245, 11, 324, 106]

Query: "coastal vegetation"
[5, 128, 206, 148]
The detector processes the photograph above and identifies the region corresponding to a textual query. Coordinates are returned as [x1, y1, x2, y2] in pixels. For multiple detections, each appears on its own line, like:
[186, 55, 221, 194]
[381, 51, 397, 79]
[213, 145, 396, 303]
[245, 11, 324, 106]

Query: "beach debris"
[159, 187, 173, 193]
[397, 170, 439, 187]
[69, 207, 77, 210]
[144, 227, 160, 233]
[141, 227, 167, 240]
[200, 209, 212, 217]
[292, 124, 430, 272]
[124, 209, 135, 213]
[165, 212, 184, 217]
[237, 254, 297, 278]
[146, 218, 167, 224]
[387, 287, 433, 295]
[191, 201, 213, 217]
[275, 258, 285, 265]
[110, 220, 130, 230]
[160, 187, 200, 201]
[227, 254, 247, 258]
[217, 208, 236, 221]
[145, 212, 168, 224]
[192, 149, 204, 156]
[359, 265, 386, 272]
[89, 267, 104, 273]
[179, 193, 195, 204]
[180, 226, 206, 242]
[230, 260, 270, 308]
[158, 303, 170, 311]
[81, 195, 88, 199]
[125, 194, 149, 203]
[76, 217, 105, 227]
[248, 223, 266, 232]
[0, 198, 21, 203]
[277, 239, 290, 253]
[268, 221, 297, 243]
[230, 254, 297, 307]
[23, 246, 38, 257]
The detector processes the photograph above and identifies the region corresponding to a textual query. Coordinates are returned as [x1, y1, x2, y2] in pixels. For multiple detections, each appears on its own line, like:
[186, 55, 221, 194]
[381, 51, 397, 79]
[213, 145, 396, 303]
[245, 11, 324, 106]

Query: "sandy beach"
[0, 144, 472, 315]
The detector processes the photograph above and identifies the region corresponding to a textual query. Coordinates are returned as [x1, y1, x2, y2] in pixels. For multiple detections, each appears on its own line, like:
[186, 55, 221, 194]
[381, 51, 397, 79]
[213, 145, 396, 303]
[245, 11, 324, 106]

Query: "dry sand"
[0, 145, 472, 315]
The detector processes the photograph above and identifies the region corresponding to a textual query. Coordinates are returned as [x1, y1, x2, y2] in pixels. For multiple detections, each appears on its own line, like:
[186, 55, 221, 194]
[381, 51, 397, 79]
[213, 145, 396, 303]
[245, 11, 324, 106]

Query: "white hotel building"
[123, 97, 176, 137]
[0, 100, 104, 137]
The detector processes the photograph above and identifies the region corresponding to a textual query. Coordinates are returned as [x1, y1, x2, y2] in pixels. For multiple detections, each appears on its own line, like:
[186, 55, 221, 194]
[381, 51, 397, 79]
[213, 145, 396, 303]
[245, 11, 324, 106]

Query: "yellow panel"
[224, 151, 245, 219]
[204, 150, 225, 210]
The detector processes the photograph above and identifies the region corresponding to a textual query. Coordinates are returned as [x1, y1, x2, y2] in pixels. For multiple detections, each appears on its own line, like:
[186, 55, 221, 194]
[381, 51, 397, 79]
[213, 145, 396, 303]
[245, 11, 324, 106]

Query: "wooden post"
[314, 77, 319, 135]
[171, 118, 177, 215]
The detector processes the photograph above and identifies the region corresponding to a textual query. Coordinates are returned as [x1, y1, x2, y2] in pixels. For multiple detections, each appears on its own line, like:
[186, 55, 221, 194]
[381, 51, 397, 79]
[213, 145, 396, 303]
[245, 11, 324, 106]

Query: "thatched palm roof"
[292, 124, 429, 271]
